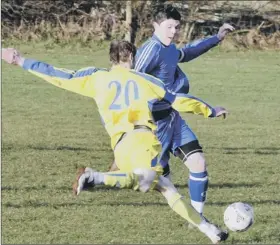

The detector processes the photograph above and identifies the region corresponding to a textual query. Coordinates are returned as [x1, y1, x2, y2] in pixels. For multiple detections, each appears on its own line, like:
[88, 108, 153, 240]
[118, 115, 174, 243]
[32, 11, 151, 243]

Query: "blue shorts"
[155, 110, 198, 168]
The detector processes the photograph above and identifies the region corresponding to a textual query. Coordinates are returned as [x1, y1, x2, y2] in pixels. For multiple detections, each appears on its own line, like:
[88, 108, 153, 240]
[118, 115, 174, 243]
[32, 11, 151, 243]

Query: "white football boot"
[198, 219, 229, 244]
[73, 167, 95, 195]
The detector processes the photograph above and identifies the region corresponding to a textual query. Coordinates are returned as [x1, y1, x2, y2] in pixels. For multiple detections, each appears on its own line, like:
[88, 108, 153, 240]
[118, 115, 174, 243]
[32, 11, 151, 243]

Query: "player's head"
[152, 4, 181, 46]
[109, 40, 137, 68]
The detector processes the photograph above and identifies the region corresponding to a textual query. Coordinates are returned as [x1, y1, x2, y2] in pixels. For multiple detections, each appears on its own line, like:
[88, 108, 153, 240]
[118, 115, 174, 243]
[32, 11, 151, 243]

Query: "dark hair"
[109, 40, 137, 64]
[153, 4, 181, 24]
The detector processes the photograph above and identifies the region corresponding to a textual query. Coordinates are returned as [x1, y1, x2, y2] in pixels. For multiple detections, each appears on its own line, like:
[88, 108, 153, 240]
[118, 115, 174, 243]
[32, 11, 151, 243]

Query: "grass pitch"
[2, 44, 280, 244]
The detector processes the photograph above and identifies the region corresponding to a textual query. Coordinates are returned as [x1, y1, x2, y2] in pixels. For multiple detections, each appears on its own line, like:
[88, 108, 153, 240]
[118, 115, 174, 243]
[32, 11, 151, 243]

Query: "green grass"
[2, 44, 280, 244]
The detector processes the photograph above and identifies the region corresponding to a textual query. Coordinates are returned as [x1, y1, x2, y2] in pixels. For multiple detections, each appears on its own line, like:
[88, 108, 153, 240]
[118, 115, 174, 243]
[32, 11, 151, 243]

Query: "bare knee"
[175, 141, 206, 173]
[184, 152, 206, 173]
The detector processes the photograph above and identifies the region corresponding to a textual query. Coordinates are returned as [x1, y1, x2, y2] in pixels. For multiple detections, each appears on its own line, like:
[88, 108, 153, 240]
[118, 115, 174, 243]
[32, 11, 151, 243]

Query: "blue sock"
[188, 171, 208, 214]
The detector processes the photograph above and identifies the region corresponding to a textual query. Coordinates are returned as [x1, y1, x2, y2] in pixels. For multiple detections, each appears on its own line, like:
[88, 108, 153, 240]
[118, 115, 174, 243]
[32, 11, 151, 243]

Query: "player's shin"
[73, 168, 155, 194]
[105, 169, 157, 192]
[156, 176, 202, 226]
[103, 172, 140, 190]
[188, 171, 208, 214]
[76, 168, 140, 190]
[184, 152, 208, 214]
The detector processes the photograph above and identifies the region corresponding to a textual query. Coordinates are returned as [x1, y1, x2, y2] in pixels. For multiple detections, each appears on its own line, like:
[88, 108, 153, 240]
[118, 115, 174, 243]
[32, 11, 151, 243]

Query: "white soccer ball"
[224, 202, 254, 232]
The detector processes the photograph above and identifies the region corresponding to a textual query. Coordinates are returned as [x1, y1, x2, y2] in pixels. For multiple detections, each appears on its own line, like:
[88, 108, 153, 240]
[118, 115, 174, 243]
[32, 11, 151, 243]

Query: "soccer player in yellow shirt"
[2, 42, 228, 243]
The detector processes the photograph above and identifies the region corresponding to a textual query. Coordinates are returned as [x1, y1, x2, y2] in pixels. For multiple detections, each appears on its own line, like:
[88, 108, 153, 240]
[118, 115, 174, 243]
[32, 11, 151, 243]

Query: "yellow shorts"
[114, 130, 163, 174]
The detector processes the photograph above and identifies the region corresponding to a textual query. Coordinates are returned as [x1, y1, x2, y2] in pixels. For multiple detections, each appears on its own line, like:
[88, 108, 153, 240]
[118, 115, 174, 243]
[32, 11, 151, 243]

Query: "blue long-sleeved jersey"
[134, 34, 220, 94]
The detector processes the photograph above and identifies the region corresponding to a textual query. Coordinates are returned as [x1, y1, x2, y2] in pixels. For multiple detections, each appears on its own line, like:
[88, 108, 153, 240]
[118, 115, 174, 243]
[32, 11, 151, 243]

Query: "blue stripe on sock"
[190, 171, 207, 178]
[106, 173, 127, 177]
[189, 171, 208, 202]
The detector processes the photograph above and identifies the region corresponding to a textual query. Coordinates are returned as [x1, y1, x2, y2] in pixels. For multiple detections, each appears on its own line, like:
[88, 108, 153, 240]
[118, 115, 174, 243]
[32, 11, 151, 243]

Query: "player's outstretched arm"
[178, 23, 235, 63]
[2, 48, 97, 98]
[172, 93, 228, 119]
[138, 72, 228, 119]
[2, 48, 76, 74]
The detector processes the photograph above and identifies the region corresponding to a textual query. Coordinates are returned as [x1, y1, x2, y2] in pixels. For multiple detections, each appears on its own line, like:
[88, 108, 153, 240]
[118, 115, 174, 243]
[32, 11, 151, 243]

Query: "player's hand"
[217, 23, 235, 40]
[213, 106, 228, 119]
[1, 48, 24, 66]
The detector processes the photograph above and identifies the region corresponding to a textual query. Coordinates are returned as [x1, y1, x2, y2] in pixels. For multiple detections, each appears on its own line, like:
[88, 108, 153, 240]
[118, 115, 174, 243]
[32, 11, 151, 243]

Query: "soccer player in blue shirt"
[133, 5, 234, 215]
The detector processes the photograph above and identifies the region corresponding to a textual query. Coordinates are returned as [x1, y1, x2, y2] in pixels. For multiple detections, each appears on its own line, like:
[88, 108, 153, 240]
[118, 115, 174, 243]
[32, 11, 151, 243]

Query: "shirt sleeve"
[22, 58, 99, 98]
[134, 41, 161, 73]
[147, 83, 216, 118]
[172, 93, 216, 118]
[132, 71, 215, 117]
[178, 35, 220, 63]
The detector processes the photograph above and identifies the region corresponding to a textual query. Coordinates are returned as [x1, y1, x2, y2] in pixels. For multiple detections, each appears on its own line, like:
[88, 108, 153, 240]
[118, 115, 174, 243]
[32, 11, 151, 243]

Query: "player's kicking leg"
[174, 140, 208, 215]
[170, 113, 209, 215]
[73, 167, 228, 244]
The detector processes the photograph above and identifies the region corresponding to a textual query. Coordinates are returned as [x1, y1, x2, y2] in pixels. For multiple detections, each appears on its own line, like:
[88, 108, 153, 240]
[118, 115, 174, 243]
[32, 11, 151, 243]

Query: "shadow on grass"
[2, 144, 111, 152]
[2, 201, 95, 209]
[3, 145, 279, 155]
[100, 199, 280, 207]
[2, 200, 168, 209]
[207, 199, 280, 206]
[1, 185, 122, 192]
[30, 146, 92, 151]
[1, 186, 48, 191]
[3, 182, 260, 193]
[3, 198, 280, 209]
[175, 182, 261, 189]
[207, 147, 280, 155]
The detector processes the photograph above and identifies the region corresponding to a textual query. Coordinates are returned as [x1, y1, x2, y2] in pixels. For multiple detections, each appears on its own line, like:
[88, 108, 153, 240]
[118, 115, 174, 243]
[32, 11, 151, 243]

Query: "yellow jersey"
[22, 59, 216, 149]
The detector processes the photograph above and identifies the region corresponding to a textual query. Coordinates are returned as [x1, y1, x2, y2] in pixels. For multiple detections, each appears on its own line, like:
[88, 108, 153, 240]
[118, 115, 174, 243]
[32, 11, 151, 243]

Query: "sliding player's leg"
[72, 128, 228, 243]
[73, 167, 157, 195]
[73, 128, 162, 194]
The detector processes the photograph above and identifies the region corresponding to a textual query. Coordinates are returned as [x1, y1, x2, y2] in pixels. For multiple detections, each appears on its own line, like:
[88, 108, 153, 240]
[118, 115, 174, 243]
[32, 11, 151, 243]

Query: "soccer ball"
[224, 202, 254, 232]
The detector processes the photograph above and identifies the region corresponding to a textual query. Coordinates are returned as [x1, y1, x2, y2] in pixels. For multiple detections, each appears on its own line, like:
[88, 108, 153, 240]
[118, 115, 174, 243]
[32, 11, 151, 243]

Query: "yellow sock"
[168, 192, 202, 226]
[104, 172, 140, 191]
